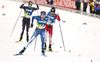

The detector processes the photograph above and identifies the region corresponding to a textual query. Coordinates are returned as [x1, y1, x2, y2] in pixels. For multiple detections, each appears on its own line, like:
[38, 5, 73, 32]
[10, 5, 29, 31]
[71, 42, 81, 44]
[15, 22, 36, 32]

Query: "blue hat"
[41, 11, 46, 17]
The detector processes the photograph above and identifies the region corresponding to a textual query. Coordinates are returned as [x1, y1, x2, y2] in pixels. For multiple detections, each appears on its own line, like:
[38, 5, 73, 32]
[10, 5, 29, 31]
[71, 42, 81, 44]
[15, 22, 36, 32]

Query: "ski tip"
[13, 53, 22, 56]
[45, 55, 47, 57]
[42, 53, 47, 57]
[42, 55, 47, 57]
[46, 50, 58, 53]
[13, 54, 18, 56]
[16, 41, 20, 43]
[53, 51, 58, 53]
[16, 41, 23, 43]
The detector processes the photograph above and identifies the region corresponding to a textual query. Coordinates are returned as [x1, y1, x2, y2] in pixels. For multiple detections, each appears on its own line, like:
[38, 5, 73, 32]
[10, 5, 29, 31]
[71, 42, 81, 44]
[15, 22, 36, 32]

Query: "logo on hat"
[52, 9, 54, 11]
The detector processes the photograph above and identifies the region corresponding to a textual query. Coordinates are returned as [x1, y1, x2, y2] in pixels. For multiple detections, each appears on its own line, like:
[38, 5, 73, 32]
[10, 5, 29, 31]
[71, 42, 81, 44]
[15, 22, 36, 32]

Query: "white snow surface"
[0, 0, 100, 62]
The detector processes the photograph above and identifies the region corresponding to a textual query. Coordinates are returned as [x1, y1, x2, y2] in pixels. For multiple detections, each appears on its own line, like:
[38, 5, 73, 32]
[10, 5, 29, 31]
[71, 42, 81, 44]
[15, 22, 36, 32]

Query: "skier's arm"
[20, 2, 26, 9]
[31, 16, 38, 28]
[47, 12, 50, 16]
[33, 2, 39, 10]
[31, 16, 39, 24]
[36, 2, 39, 10]
[55, 13, 61, 21]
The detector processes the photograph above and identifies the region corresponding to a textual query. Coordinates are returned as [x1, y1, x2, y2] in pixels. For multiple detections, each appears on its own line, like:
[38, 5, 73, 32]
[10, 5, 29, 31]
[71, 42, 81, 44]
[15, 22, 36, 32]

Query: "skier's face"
[28, 5, 32, 9]
[50, 12, 54, 16]
[41, 15, 45, 20]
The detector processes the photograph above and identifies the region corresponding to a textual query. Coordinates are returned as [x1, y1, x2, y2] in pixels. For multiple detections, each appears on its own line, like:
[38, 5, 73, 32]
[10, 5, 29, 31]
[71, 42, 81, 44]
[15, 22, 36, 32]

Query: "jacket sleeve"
[36, 4, 39, 10]
[31, 16, 38, 24]
[33, 4, 39, 10]
[55, 14, 61, 21]
[20, 4, 25, 9]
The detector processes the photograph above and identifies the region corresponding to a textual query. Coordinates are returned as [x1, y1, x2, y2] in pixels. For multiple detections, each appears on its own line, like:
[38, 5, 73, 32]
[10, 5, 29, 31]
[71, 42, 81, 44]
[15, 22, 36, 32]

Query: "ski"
[42, 53, 47, 57]
[13, 53, 47, 57]
[16, 41, 22, 43]
[13, 53, 22, 56]
[42, 54, 47, 57]
[42, 55, 47, 57]
[48, 51, 58, 53]
[45, 50, 58, 53]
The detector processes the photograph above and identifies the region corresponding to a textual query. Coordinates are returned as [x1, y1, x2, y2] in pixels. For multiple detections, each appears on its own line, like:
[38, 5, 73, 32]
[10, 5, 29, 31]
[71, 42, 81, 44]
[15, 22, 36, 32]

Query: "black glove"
[23, 2, 26, 4]
[31, 24, 33, 28]
[35, 1, 38, 4]
[48, 24, 51, 30]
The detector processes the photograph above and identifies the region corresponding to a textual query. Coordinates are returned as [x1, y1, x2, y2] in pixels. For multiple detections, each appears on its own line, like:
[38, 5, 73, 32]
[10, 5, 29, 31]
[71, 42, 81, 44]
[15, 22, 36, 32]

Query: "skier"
[17, 1, 39, 42]
[14, 11, 48, 56]
[44, 7, 60, 51]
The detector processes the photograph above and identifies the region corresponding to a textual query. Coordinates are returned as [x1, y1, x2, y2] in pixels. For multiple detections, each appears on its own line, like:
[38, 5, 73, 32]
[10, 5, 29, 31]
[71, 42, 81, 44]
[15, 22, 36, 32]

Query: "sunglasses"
[41, 15, 45, 17]
[29, 5, 32, 7]
[50, 12, 55, 14]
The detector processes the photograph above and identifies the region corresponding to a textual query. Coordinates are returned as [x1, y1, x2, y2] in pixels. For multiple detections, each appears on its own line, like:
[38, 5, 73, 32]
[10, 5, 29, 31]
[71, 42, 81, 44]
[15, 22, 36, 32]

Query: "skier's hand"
[35, 1, 38, 5]
[31, 24, 33, 28]
[57, 13, 59, 16]
[55, 13, 60, 21]
[48, 24, 51, 30]
[23, 1, 26, 4]
[50, 19, 53, 22]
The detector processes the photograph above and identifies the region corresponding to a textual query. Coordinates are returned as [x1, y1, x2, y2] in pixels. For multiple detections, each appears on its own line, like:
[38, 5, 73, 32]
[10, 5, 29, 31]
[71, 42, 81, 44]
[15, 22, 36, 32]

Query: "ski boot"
[49, 44, 52, 51]
[14, 47, 26, 56]
[42, 51, 45, 56]
[16, 36, 22, 43]
[27, 35, 29, 42]
[44, 43, 47, 52]
[42, 48, 46, 57]
[19, 36, 22, 41]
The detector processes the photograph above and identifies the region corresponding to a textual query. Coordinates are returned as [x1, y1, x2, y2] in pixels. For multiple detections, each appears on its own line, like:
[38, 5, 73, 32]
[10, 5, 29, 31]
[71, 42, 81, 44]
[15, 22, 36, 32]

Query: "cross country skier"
[17, 1, 39, 42]
[44, 7, 60, 51]
[14, 11, 48, 56]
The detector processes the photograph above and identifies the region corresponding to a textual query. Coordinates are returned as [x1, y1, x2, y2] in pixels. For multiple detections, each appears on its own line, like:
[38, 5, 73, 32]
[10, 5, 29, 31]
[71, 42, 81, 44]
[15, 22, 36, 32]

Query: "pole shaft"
[10, 10, 22, 37]
[59, 22, 66, 51]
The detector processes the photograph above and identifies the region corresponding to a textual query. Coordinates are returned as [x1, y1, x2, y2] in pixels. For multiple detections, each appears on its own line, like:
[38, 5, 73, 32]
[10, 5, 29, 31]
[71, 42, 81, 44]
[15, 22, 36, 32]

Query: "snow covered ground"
[0, 0, 100, 62]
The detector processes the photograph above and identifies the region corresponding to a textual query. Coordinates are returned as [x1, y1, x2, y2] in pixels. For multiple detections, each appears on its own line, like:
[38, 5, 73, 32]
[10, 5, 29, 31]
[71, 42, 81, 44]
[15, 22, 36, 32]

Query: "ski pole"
[10, 10, 22, 37]
[34, 38, 37, 51]
[33, 2, 39, 51]
[59, 21, 66, 51]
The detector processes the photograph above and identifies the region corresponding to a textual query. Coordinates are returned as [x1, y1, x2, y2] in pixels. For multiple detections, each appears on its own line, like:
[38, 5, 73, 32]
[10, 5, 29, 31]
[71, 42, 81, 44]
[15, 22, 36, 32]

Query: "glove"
[35, 1, 38, 4]
[50, 19, 53, 22]
[55, 13, 60, 21]
[48, 24, 51, 30]
[57, 13, 59, 16]
[31, 24, 33, 28]
[23, 1, 26, 4]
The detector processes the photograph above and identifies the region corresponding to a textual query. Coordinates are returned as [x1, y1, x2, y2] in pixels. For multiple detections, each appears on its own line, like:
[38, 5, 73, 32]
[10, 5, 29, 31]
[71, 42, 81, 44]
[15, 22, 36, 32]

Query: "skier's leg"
[26, 19, 30, 42]
[40, 29, 45, 55]
[25, 29, 39, 48]
[44, 30, 47, 50]
[19, 18, 26, 41]
[49, 25, 53, 51]
[18, 35, 36, 55]
[45, 30, 47, 43]
[18, 28, 39, 54]
[44, 24, 48, 50]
